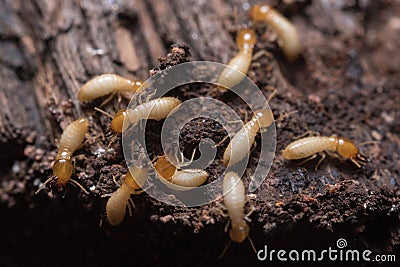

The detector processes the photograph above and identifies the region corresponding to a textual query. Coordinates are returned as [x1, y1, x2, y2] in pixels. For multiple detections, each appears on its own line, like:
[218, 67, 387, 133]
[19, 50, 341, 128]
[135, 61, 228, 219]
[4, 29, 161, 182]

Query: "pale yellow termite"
[223, 109, 274, 166]
[36, 118, 89, 194]
[250, 4, 302, 62]
[105, 166, 148, 226]
[282, 135, 368, 170]
[217, 28, 257, 90]
[154, 155, 208, 190]
[78, 74, 144, 102]
[111, 97, 181, 132]
[222, 172, 255, 245]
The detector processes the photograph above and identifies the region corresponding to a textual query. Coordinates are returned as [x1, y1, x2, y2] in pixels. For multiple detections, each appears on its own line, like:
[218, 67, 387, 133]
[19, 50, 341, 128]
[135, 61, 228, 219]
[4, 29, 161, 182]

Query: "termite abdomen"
[78, 74, 143, 102]
[250, 4, 302, 62]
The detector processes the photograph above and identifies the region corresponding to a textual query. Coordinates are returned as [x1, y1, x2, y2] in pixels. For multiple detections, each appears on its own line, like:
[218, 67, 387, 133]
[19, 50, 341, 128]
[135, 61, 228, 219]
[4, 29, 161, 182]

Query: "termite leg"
[216, 202, 229, 217]
[116, 92, 122, 104]
[250, 140, 257, 155]
[176, 148, 197, 167]
[69, 178, 90, 194]
[326, 165, 335, 181]
[296, 153, 319, 167]
[224, 218, 231, 233]
[294, 130, 321, 140]
[99, 92, 117, 107]
[314, 152, 326, 171]
[137, 89, 156, 105]
[127, 198, 134, 219]
[326, 151, 345, 163]
[72, 158, 77, 175]
[218, 240, 232, 260]
[244, 206, 256, 222]
[112, 175, 121, 187]
[107, 135, 119, 148]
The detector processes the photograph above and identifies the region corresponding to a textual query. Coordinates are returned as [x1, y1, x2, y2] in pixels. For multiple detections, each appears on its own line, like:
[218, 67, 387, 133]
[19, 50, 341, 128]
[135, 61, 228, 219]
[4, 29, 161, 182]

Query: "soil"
[0, 1, 399, 267]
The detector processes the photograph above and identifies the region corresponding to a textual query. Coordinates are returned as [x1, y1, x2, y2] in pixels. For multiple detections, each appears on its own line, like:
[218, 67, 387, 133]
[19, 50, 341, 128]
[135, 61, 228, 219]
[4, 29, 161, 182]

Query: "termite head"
[154, 155, 176, 180]
[110, 109, 127, 133]
[53, 159, 73, 186]
[124, 166, 149, 190]
[335, 137, 368, 168]
[254, 109, 274, 129]
[237, 29, 256, 51]
[229, 221, 250, 243]
[249, 4, 272, 22]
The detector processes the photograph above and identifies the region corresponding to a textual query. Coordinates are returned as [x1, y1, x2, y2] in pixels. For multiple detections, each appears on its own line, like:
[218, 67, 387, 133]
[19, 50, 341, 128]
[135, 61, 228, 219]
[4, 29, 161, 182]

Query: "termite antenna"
[267, 88, 277, 102]
[248, 236, 257, 254]
[357, 140, 380, 146]
[94, 107, 114, 119]
[69, 178, 90, 194]
[218, 240, 232, 260]
[34, 176, 55, 194]
[275, 110, 298, 123]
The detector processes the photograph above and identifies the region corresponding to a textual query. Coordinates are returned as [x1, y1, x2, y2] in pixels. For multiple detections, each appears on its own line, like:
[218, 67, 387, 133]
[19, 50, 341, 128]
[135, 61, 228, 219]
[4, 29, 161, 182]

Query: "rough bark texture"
[0, 0, 399, 266]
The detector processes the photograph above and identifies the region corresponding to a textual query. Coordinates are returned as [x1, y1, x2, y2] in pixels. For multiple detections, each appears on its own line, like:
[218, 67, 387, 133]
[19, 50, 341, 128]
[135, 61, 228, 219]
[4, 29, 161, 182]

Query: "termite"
[217, 28, 257, 90]
[111, 97, 181, 132]
[282, 134, 368, 170]
[220, 172, 255, 258]
[250, 4, 302, 62]
[78, 74, 144, 102]
[105, 166, 148, 226]
[154, 155, 208, 190]
[35, 118, 89, 194]
[223, 109, 274, 167]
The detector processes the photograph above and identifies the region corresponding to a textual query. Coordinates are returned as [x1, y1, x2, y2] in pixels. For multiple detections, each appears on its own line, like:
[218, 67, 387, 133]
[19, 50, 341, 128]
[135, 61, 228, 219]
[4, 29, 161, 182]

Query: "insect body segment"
[282, 135, 368, 168]
[78, 74, 144, 102]
[54, 118, 88, 186]
[154, 155, 208, 190]
[36, 118, 89, 194]
[106, 166, 148, 225]
[217, 29, 257, 90]
[111, 97, 181, 132]
[223, 172, 249, 243]
[223, 109, 273, 166]
[250, 4, 302, 62]
[110, 109, 127, 133]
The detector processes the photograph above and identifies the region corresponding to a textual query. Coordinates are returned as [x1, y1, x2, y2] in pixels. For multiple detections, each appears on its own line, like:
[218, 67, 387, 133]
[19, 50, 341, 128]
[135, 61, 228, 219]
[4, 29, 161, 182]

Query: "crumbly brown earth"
[0, 0, 399, 266]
